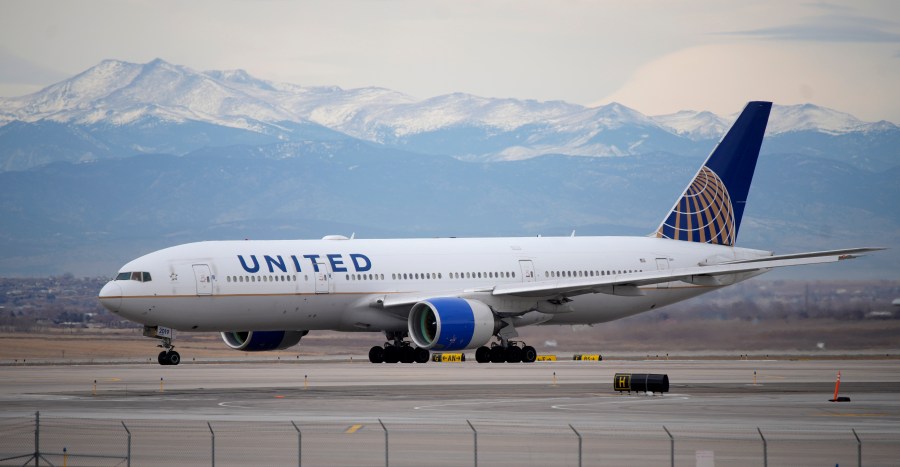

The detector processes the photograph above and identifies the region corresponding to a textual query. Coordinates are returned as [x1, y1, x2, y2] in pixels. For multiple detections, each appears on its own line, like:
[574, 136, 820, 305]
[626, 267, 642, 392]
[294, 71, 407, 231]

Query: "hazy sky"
[1, 0, 899, 121]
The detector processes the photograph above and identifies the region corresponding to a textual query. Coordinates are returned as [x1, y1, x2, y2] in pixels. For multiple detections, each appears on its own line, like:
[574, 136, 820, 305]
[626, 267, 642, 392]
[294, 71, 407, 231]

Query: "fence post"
[378, 419, 388, 467]
[291, 421, 301, 467]
[122, 421, 132, 467]
[208, 422, 215, 467]
[34, 411, 39, 467]
[663, 425, 674, 467]
[467, 420, 478, 467]
[569, 424, 582, 467]
[852, 428, 861, 467]
[757, 427, 767, 467]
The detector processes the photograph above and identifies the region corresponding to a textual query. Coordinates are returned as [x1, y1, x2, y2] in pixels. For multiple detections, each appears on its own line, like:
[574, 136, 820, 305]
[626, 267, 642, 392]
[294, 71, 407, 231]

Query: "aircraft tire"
[158, 351, 167, 365]
[166, 351, 181, 366]
[475, 346, 490, 363]
[368, 346, 385, 363]
[521, 346, 537, 363]
[414, 347, 430, 363]
[506, 346, 523, 363]
[400, 346, 415, 363]
[490, 346, 506, 363]
[383, 345, 400, 364]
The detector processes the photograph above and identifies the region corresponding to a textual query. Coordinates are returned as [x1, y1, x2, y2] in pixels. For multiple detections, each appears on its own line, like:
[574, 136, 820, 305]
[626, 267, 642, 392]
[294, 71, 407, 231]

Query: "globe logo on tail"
[656, 166, 736, 246]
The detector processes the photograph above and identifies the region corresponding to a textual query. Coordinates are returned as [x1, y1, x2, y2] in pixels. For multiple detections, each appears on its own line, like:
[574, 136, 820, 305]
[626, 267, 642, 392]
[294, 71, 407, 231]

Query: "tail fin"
[655, 101, 772, 246]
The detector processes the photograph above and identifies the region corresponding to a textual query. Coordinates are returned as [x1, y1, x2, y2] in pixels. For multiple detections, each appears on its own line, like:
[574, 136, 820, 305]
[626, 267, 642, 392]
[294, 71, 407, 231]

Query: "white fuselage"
[99, 235, 770, 333]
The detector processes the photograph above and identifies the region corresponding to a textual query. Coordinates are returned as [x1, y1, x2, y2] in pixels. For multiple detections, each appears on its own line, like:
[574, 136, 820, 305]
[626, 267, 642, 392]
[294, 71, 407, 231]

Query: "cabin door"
[192, 264, 213, 295]
[314, 260, 331, 294]
[655, 258, 670, 289]
[519, 260, 536, 282]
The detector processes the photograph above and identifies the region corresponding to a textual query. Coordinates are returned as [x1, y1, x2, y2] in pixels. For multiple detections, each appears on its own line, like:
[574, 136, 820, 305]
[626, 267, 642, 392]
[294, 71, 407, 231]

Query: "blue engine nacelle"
[408, 298, 498, 351]
[220, 330, 308, 351]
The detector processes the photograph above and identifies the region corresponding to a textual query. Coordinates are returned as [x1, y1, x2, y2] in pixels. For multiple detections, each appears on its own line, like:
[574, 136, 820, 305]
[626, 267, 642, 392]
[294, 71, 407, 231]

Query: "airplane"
[98, 101, 882, 365]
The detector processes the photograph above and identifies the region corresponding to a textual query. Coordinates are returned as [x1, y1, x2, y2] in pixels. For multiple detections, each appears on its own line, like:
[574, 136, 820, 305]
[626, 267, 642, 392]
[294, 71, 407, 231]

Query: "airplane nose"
[98, 281, 123, 312]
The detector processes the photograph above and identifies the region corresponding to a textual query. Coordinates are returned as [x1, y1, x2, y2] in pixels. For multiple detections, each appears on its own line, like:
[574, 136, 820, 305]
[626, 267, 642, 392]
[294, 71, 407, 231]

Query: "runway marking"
[551, 394, 691, 410]
[818, 413, 887, 418]
[219, 401, 259, 409]
[413, 395, 691, 412]
[414, 398, 571, 410]
[345, 424, 364, 434]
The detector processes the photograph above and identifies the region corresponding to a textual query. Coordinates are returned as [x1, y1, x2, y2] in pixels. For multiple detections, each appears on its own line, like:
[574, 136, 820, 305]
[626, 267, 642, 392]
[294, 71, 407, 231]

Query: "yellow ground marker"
[345, 424, 363, 434]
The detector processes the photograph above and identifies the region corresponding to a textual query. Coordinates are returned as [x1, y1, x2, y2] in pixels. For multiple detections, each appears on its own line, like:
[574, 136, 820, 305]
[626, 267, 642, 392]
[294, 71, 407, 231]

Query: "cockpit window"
[115, 271, 152, 282]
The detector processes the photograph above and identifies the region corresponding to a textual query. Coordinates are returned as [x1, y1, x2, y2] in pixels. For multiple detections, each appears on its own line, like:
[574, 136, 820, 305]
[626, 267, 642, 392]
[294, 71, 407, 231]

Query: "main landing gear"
[369, 332, 429, 364]
[475, 341, 537, 363]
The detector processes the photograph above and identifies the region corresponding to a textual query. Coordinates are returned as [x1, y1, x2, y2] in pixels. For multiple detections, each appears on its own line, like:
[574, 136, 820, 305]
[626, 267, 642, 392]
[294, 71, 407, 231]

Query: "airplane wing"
[375, 247, 883, 308]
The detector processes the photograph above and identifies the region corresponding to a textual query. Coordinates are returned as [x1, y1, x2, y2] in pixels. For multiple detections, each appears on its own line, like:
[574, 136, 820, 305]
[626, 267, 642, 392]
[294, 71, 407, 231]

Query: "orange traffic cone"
[830, 371, 850, 402]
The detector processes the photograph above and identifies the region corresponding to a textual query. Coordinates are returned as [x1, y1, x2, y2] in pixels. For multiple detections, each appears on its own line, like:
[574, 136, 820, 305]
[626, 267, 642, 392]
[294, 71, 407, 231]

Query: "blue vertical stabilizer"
[655, 101, 772, 246]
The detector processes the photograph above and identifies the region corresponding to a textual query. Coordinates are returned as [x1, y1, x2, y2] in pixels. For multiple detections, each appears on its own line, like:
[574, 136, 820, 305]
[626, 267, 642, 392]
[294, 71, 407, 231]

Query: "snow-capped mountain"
[1, 59, 897, 278]
[652, 104, 898, 140]
[0, 58, 897, 171]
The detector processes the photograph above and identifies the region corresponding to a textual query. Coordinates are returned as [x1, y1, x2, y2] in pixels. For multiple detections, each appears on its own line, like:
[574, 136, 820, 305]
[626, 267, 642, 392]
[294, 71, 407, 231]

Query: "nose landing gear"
[157, 349, 181, 366]
[144, 325, 181, 366]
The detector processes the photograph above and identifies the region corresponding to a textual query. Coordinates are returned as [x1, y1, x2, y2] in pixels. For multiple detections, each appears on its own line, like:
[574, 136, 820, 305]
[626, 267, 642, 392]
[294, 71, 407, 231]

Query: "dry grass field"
[3, 316, 899, 363]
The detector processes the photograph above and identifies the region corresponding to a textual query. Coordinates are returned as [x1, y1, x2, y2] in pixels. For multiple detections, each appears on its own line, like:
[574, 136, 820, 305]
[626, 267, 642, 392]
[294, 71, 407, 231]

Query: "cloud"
[731, 22, 900, 43]
[595, 42, 900, 124]
[721, 6, 900, 43]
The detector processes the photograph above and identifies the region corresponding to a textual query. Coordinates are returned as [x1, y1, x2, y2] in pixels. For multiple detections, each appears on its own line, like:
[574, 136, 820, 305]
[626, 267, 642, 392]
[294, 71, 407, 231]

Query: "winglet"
[655, 101, 772, 246]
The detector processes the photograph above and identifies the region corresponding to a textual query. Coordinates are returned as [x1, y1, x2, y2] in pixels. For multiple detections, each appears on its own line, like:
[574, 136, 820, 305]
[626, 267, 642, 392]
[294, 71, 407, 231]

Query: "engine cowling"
[408, 298, 497, 351]
[220, 330, 307, 351]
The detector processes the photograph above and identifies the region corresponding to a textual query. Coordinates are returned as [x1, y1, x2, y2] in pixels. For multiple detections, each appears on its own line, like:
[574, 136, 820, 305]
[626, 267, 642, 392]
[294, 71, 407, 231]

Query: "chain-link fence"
[1, 413, 898, 466]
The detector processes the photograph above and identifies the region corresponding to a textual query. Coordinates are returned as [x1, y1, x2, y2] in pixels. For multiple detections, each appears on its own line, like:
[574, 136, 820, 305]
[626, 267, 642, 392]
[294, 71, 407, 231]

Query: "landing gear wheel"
[506, 346, 523, 363]
[400, 346, 415, 364]
[368, 346, 385, 363]
[490, 346, 506, 363]
[522, 346, 537, 363]
[414, 347, 430, 363]
[383, 345, 400, 364]
[475, 346, 491, 363]
[158, 351, 180, 366]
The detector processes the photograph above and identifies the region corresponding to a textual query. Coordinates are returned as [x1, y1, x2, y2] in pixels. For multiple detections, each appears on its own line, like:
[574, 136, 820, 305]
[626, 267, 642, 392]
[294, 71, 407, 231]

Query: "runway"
[2, 358, 899, 466]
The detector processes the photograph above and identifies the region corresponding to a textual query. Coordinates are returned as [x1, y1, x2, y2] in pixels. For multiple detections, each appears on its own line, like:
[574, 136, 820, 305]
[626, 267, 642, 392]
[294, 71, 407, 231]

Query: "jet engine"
[408, 298, 498, 351]
[221, 330, 307, 351]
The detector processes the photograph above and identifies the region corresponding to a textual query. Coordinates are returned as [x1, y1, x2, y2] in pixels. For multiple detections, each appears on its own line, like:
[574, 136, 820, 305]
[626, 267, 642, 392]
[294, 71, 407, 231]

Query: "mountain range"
[0, 59, 897, 278]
